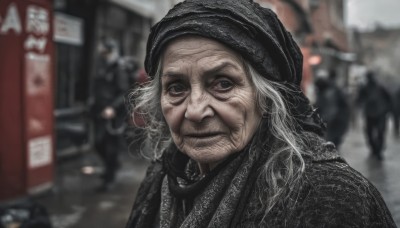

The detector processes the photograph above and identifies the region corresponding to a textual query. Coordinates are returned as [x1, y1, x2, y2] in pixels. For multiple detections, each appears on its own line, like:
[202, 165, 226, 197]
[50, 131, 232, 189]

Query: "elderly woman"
[126, 0, 395, 227]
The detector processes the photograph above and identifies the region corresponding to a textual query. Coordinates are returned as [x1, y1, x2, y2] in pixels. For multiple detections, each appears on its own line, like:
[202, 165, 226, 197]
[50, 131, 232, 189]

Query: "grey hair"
[245, 63, 307, 223]
[128, 62, 171, 159]
[128, 60, 307, 222]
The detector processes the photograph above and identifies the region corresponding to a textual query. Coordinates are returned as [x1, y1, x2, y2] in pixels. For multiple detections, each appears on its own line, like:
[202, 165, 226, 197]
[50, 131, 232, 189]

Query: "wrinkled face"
[160, 36, 261, 169]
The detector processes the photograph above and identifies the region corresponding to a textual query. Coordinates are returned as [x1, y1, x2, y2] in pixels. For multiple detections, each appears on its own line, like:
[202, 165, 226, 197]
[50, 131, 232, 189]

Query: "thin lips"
[185, 132, 221, 138]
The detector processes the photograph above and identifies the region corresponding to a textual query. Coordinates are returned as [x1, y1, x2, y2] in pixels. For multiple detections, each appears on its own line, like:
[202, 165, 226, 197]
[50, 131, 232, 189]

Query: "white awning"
[109, 0, 155, 18]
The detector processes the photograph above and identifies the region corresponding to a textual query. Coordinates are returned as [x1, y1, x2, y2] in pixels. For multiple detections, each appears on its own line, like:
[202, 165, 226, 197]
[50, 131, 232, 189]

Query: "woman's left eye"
[213, 78, 234, 91]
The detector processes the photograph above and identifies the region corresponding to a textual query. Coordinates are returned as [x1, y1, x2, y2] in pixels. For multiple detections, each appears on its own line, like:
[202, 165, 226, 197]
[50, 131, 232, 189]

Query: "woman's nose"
[185, 89, 214, 122]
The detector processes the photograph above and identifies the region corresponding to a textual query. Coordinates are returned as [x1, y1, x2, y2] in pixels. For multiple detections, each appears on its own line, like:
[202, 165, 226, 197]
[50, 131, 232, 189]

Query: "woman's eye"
[167, 83, 187, 96]
[213, 78, 234, 91]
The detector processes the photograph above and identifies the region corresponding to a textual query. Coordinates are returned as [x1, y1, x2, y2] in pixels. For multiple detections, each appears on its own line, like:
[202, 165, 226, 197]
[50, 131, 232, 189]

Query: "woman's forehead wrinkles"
[161, 38, 244, 79]
[164, 60, 241, 76]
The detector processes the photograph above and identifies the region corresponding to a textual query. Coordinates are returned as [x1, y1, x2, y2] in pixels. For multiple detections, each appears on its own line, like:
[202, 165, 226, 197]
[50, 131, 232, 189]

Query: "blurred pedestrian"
[91, 37, 129, 191]
[392, 85, 400, 138]
[314, 69, 350, 149]
[125, 1, 395, 227]
[357, 71, 392, 160]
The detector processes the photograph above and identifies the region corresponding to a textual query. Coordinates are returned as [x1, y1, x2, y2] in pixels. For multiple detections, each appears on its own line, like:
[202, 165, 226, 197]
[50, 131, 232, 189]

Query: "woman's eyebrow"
[162, 71, 186, 79]
[204, 61, 241, 75]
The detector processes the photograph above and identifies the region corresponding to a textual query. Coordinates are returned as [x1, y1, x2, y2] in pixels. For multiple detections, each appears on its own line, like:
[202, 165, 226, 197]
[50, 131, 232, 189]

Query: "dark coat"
[92, 59, 130, 141]
[315, 78, 350, 146]
[357, 78, 392, 119]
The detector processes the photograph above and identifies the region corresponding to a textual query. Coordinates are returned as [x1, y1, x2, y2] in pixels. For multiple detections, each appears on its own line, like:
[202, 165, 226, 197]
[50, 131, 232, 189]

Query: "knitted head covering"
[146, 0, 302, 84]
[145, 0, 324, 134]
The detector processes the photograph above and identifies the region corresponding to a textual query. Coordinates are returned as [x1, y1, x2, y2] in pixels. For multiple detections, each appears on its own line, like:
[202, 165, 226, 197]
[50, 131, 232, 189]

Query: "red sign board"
[0, 0, 54, 201]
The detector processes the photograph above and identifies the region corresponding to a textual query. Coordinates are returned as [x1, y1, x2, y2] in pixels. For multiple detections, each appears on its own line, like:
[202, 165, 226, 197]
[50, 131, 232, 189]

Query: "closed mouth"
[185, 132, 221, 138]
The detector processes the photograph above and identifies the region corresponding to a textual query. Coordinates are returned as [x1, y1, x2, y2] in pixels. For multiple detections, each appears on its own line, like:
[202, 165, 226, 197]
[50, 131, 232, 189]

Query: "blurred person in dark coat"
[357, 71, 392, 160]
[314, 70, 350, 150]
[92, 37, 129, 191]
[392, 86, 400, 138]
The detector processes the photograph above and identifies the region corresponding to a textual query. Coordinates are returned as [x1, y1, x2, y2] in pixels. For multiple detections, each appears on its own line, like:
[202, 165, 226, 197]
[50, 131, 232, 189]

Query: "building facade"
[52, 0, 175, 157]
[255, 0, 352, 100]
[352, 27, 400, 91]
[0, 0, 179, 202]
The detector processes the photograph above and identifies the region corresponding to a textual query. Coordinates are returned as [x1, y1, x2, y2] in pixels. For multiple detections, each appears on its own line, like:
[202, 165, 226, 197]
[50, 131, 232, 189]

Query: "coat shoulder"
[297, 140, 396, 227]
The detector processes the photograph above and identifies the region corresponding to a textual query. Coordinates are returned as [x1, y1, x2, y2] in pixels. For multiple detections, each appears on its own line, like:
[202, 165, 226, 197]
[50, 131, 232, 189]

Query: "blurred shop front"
[53, 0, 152, 158]
[0, 0, 156, 202]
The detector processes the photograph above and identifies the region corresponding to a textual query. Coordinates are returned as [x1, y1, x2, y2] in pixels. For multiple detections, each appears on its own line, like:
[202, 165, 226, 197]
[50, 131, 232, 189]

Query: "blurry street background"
[33, 118, 400, 227]
[1, 0, 400, 227]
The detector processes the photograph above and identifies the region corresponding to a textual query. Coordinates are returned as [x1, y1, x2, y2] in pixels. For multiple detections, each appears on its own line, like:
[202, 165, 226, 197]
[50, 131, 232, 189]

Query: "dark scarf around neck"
[126, 121, 276, 228]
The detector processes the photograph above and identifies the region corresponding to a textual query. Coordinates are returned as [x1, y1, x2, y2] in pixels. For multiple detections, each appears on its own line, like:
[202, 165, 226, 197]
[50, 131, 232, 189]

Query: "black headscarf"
[146, 0, 301, 84]
[145, 0, 324, 134]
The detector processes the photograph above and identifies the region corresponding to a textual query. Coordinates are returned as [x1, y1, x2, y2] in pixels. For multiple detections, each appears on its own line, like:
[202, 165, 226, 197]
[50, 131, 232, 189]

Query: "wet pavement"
[34, 151, 150, 228]
[341, 121, 400, 226]
[32, 120, 400, 227]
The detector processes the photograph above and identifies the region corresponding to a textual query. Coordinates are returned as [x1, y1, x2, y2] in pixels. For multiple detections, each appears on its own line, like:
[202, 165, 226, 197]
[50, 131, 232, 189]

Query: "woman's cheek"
[161, 101, 185, 133]
[216, 100, 246, 128]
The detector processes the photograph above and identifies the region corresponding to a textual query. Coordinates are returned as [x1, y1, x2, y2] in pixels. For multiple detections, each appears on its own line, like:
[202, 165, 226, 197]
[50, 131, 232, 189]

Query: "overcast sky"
[346, 0, 400, 30]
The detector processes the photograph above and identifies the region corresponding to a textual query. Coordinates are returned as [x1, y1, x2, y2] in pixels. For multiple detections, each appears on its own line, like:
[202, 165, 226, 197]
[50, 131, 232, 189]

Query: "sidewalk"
[341, 122, 400, 226]
[34, 150, 150, 228]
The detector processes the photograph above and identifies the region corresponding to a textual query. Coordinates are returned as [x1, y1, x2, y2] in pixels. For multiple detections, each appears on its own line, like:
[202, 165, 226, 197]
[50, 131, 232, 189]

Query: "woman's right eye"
[167, 83, 187, 96]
